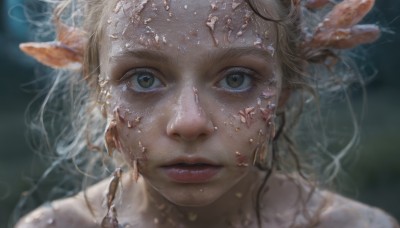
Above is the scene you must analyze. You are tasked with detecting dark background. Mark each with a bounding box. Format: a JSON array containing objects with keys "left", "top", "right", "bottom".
[{"left": 1, "top": 0, "right": 399, "bottom": 226}]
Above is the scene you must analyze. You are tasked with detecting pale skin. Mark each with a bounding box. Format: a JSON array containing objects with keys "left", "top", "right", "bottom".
[{"left": 16, "top": 0, "right": 399, "bottom": 227}]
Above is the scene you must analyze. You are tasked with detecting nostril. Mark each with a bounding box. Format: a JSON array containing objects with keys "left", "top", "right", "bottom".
[{"left": 166, "top": 116, "right": 214, "bottom": 141}]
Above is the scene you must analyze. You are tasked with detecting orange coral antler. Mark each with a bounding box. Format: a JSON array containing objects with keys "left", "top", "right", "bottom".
[{"left": 306, "top": 0, "right": 380, "bottom": 50}]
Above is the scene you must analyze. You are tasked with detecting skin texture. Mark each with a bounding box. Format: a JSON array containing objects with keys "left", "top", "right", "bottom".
[
  {"left": 101, "top": 0, "right": 279, "bottom": 215},
  {"left": 15, "top": 0, "right": 399, "bottom": 227}
]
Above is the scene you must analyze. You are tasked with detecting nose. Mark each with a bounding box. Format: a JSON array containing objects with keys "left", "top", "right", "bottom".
[{"left": 166, "top": 87, "right": 214, "bottom": 141}]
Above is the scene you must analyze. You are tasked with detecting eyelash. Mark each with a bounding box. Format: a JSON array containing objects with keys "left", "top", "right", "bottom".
[
  {"left": 120, "top": 68, "right": 164, "bottom": 93},
  {"left": 216, "top": 67, "right": 259, "bottom": 93},
  {"left": 119, "top": 67, "right": 261, "bottom": 94}
]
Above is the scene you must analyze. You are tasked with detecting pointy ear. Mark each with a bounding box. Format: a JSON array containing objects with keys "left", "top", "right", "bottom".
[
  {"left": 19, "top": 41, "right": 82, "bottom": 70},
  {"left": 56, "top": 23, "right": 86, "bottom": 53}
]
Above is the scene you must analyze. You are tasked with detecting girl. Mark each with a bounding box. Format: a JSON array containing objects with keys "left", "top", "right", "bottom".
[{"left": 15, "top": 0, "right": 399, "bottom": 227}]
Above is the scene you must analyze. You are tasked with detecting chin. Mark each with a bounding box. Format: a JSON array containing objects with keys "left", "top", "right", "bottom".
[{"left": 159, "top": 185, "right": 225, "bottom": 207}]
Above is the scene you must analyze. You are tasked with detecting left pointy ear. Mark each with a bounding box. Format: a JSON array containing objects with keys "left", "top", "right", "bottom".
[
  {"left": 19, "top": 23, "right": 86, "bottom": 70},
  {"left": 19, "top": 41, "right": 82, "bottom": 70}
]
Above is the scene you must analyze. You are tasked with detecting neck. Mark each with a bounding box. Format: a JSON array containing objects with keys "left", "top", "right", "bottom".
[{"left": 139, "top": 169, "right": 265, "bottom": 227}]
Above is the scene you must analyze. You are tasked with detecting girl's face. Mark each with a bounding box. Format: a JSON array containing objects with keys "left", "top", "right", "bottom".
[{"left": 100, "top": 0, "right": 281, "bottom": 206}]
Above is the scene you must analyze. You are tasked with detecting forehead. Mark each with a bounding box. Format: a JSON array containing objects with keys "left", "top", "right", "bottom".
[{"left": 103, "top": 0, "right": 278, "bottom": 56}]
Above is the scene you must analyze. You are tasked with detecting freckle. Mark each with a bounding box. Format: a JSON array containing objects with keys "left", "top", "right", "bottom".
[{"left": 235, "top": 192, "right": 243, "bottom": 198}]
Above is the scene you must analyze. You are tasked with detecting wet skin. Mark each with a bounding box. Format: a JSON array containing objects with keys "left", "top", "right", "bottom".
[
  {"left": 101, "top": 0, "right": 279, "bottom": 217},
  {"left": 15, "top": 0, "right": 400, "bottom": 228}
]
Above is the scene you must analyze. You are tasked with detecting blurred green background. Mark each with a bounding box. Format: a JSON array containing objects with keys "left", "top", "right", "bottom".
[{"left": 0, "top": 0, "right": 399, "bottom": 227}]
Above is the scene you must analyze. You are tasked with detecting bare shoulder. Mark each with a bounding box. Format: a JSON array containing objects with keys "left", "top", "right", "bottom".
[
  {"left": 15, "top": 179, "right": 110, "bottom": 228},
  {"left": 317, "top": 192, "right": 399, "bottom": 228},
  {"left": 15, "top": 197, "right": 97, "bottom": 228}
]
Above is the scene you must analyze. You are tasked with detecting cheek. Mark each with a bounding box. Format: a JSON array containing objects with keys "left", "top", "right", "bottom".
[
  {"left": 216, "top": 92, "right": 278, "bottom": 164},
  {"left": 104, "top": 103, "right": 148, "bottom": 166}
]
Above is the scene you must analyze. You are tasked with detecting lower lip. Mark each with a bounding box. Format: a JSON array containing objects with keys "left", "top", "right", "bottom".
[{"left": 161, "top": 165, "right": 221, "bottom": 183}]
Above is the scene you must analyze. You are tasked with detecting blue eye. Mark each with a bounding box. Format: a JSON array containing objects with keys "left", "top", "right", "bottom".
[
  {"left": 217, "top": 68, "right": 254, "bottom": 92},
  {"left": 124, "top": 68, "right": 163, "bottom": 92}
]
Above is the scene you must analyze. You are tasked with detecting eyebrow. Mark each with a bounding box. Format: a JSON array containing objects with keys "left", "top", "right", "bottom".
[
  {"left": 208, "top": 47, "right": 273, "bottom": 63},
  {"left": 110, "top": 47, "right": 273, "bottom": 63},
  {"left": 110, "top": 49, "right": 169, "bottom": 63}
]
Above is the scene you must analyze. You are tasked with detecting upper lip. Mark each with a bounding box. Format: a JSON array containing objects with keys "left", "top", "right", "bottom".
[{"left": 161, "top": 156, "right": 222, "bottom": 167}]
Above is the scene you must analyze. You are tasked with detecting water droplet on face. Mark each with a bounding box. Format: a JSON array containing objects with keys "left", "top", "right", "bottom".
[
  {"left": 125, "top": 43, "right": 132, "bottom": 48},
  {"left": 154, "top": 218, "right": 159, "bottom": 224},
  {"left": 47, "top": 218, "right": 55, "bottom": 225},
  {"left": 267, "top": 45, "right": 275, "bottom": 56},
  {"left": 253, "top": 37, "right": 263, "bottom": 47},
  {"left": 184, "top": 4, "right": 188, "bottom": 9}
]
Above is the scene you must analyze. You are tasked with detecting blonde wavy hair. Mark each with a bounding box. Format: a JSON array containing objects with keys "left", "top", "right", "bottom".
[{"left": 13, "top": 0, "right": 378, "bottom": 226}]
